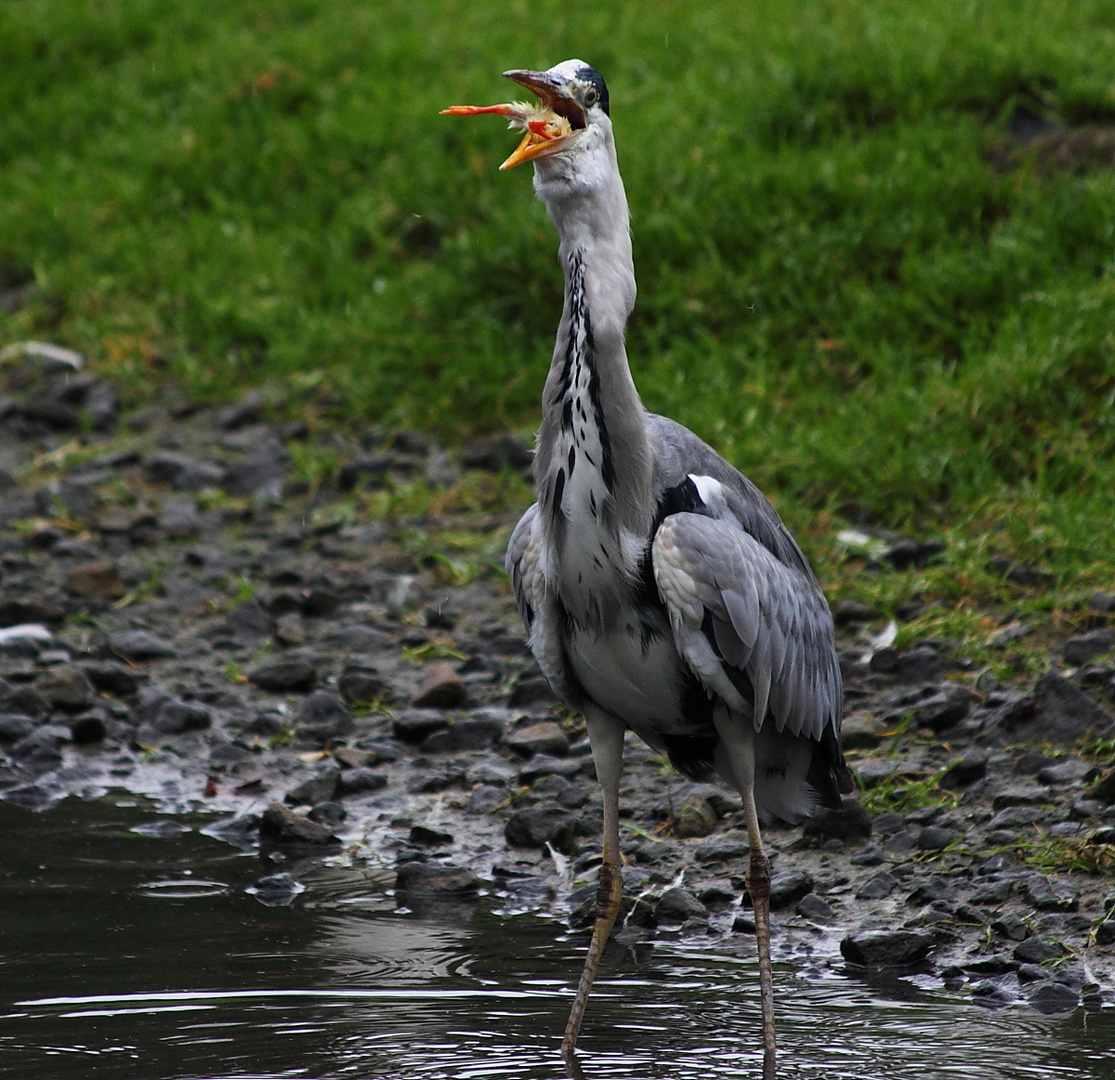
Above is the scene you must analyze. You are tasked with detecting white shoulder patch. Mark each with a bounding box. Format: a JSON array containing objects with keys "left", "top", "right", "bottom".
[{"left": 687, "top": 473, "right": 724, "bottom": 508}]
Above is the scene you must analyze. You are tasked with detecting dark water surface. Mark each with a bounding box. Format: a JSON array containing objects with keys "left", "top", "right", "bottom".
[{"left": 1, "top": 796, "right": 1112, "bottom": 1080}]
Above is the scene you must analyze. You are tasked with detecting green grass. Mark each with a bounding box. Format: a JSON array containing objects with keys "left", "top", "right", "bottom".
[{"left": 3, "top": 0, "right": 1115, "bottom": 594}]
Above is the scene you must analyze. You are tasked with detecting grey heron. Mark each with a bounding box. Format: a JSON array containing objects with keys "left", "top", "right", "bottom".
[{"left": 445, "top": 60, "right": 851, "bottom": 1073}]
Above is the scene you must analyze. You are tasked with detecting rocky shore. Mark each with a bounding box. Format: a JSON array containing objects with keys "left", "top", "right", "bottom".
[{"left": 2, "top": 341, "right": 1115, "bottom": 1017}]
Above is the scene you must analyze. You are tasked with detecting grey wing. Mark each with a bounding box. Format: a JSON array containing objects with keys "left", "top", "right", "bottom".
[
  {"left": 651, "top": 510, "right": 841, "bottom": 742},
  {"left": 505, "top": 503, "right": 585, "bottom": 709},
  {"left": 506, "top": 502, "right": 542, "bottom": 635}
]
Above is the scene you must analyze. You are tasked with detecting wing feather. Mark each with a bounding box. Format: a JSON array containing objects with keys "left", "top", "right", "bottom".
[{"left": 651, "top": 511, "right": 840, "bottom": 741}]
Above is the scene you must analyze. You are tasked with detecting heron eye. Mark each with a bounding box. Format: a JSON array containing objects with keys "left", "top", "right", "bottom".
[{"left": 584, "top": 87, "right": 598, "bottom": 105}]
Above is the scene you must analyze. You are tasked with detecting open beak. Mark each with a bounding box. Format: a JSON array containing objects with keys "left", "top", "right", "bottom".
[{"left": 441, "top": 68, "right": 584, "bottom": 170}]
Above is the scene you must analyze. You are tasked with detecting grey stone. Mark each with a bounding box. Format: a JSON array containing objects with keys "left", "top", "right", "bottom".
[
  {"left": 421, "top": 716, "right": 505, "bottom": 753},
  {"left": 985, "top": 806, "right": 1044, "bottom": 830},
  {"left": 856, "top": 872, "right": 898, "bottom": 900},
  {"left": 695, "top": 836, "right": 750, "bottom": 863},
  {"left": 850, "top": 842, "right": 884, "bottom": 866},
  {"left": 11, "top": 723, "right": 69, "bottom": 765},
  {"left": 260, "top": 802, "right": 340, "bottom": 846},
  {"left": 519, "top": 754, "right": 584, "bottom": 783},
  {"left": 249, "top": 659, "right": 318, "bottom": 693},
  {"left": 965, "top": 954, "right": 1018, "bottom": 975},
  {"left": 992, "top": 786, "right": 1047, "bottom": 810},
  {"left": 336, "top": 767, "right": 388, "bottom": 794},
  {"left": 1014, "top": 937, "right": 1065, "bottom": 965},
  {"left": 506, "top": 721, "right": 570, "bottom": 757},
  {"left": 871, "top": 812, "right": 907, "bottom": 835},
  {"left": 466, "top": 760, "right": 517, "bottom": 787},
  {"left": 907, "top": 876, "right": 955, "bottom": 906},
  {"left": 969, "top": 980, "right": 1013, "bottom": 1007},
  {"left": 881, "top": 830, "right": 917, "bottom": 854},
  {"left": 82, "top": 662, "right": 140, "bottom": 697},
  {"left": 1063, "top": 629, "right": 1115, "bottom": 665},
  {"left": 293, "top": 691, "right": 352, "bottom": 742},
  {"left": 833, "top": 598, "right": 877, "bottom": 625},
  {"left": 221, "top": 440, "right": 288, "bottom": 497},
  {"left": 991, "top": 912, "right": 1029, "bottom": 940},
  {"left": 940, "top": 751, "right": 989, "bottom": 789},
  {"left": 972, "top": 880, "right": 1014, "bottom": 905},
  {"left": 796, "top": 893, "right": 835, "bottom": 921},
  {"left": 1023, "top": 875, "right": 1079, "bottom": 912},
  {"left": 395, "top": 862, "right": 481, "bottom": 896},
  {"left": 767, "top": 869, "right": 815, "bottom": 910},
  {"left": 1029, "top": 982, "right": 1080, "bottom": 1014},
  {"left": 285, "top": 768, "right": 341, "bottom": 806},
  {"left": 34, "top": 666, "right": 94, "bottom": 711},
  {"left": 990, "top": 671, "right": 1115, "bottom": 744},
  {"left": 110, "top": 630, "right": 176, "bottom": 662},
  {"left": 338, "top": 663, "right": 390, "bottom": 703},
  {"left": 896, "top": 646, "right": 947, "bottom": 683},
  {"left": 160, "top": 496, "right": 202, "bottom": 538},
  {"left": 392, "top": 709, "right": 450, "bottom": 743},
  {"left": 918, "top": 825, "right": 960, "bottom": 851},
  {"left": 655, "top": 886, "right": 708, "bottom": 924},
  {"left": 1037, "top": 757, "right": 1095, "bottom": 785},
  {"left": 225, "top": 601, "right": 273, "bottom": 640},
  {"left": 840, "top": 929, "right": 936, "bottom": 966},
  {"left": 409, "top": 825, "right": 453, "bottom": 846},
  {"left": 914, "top": 683, "right": 976, "bottom": 732},
  {"left": 150, "top": 698, "right": 211, "bottom": 734},
  {"left": 0, "top": 713, "right": 36, "bottom": 740},
  {"left": 840, "top": 714, "right": 883, "bottom": 749},
  {"left": 505, "top": 806, "right": 575, "bottom": 853}
]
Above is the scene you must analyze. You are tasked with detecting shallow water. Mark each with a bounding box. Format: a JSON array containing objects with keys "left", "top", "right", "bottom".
[{"left": 1, "top": 796, "right": 1112, "bottom": 1080}]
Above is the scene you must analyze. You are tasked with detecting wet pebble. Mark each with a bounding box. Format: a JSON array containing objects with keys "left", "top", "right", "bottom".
[
  {"left": 506, "top": 721, "right": 570, "bottom": 757},
  {"left": 767, "top": 869, "right": 815, "bottom": 910},
  {"left": 394, "top": 861, "right": 480, "bottom": 897},
  {"left": 518, "top": 754, "right": 584, "bottom": 784},
  {"left": 110, "top": 630, "right": 176, "bottom": 662},
  {"left": 336, "top": 767, "right": 388, "bottom": 795},
  {"left": 65, "top": 560, "right": 126, "bottom": 599},
  {"left": 855, "top": 872, "right": 898, "bottom": 900},
  {"left": 1029, "top": 981, "right": 1081, "bottom": 1014},
  {"left": 249, "top": 658, "right": 318, "bottom": 693},
  {"left": 504, "top": 805, "right": 575, "bottom": 854},
  {"left": 293, "top": 691, "right": 352, "bottom": 742},
  {"left": 260, "top": 802, "right": 340, "bottom": 846},
  {"left": 338, "top": 662, "right": 390, "bottom": 703},
  {"left": 409, "top": 825, "right": 453, "bottom": 846},
  {"left": 940, "top": 751, "right": 988, "bottom": 789},
  {"left": 34, "top": 666, "right": 94, "bottom": 711},
  {"left": 1063, "top": 629, "right": 1115, "bottom": 666},
  {"left": 1022, "top": 875, "right": 1079, "bottom": 912},
  {"left": 285, "top": 768, "right": 341, "bottom": 806},
  {"left": 840, "top": 929, "right": 936, "bottom": 967},
  {"left": 421, "top": 714, "right": 505, "bottom": 753},
  {"left": 655, "top": 886, "right": 708, "bottom": 925}
]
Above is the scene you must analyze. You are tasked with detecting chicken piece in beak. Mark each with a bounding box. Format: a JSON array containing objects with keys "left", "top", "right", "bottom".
[{"left": 441, "top": 96, "right": 576, "bottom": 170}]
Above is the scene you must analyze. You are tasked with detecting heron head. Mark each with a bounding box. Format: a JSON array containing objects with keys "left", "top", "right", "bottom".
[{"left": 442, "top": 60, "right": 611, "bottom": 172}]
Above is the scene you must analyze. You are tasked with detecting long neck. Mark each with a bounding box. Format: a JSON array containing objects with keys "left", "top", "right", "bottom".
[{"left": 533, "top": 143, "right": 653, "bottom": 558}]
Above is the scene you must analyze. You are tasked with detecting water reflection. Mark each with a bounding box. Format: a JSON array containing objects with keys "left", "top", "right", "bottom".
[{"left": 0, "top": 797, "right": 1112, "bottom": 1080}]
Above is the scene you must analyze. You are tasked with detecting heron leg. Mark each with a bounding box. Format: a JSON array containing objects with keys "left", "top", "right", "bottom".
[
  {"left": 713, "top": 708, "right": 777, "bottom": 1074},
  {"left": 562, "top": 706, "right": 626, "bottom": 1058}
]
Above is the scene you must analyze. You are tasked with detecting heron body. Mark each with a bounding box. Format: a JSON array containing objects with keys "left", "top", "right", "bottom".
[{"left": 446, "top": 60, "right": 851, "bottom": 1073}]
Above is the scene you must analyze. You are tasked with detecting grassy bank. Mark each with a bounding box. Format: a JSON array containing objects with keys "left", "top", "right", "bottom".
[{"left": 2, "top": 0, "right": 1114, "bottom": 596}]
